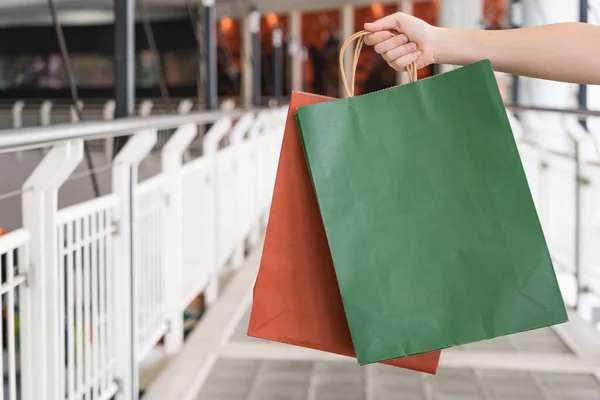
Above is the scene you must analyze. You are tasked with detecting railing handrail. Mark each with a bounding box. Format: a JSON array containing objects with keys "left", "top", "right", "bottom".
[
  {"left": 0, "top": 108, "right": 256, "bottom": 154},
  {"left": 505, "top": 103, "right": 600, "bottom": 118}
]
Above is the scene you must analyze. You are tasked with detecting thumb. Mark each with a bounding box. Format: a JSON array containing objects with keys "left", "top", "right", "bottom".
[{"left": 364, "top": 14, "right": 399, "bottom": 32}]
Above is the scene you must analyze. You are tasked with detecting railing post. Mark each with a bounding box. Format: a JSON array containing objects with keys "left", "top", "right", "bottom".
[
  {"left": 70, "top": 100, "right": 84, "bottom": 123},
  {"left": 12, "top": 101, "right": 25, "bottom": 161},
  {"left": 112, "top": 130, "right": 157, "bottom": 400},
  {"left": 12, "top": 100, "right": 24, "bottom": 129},
  {"left": 103, "top": 100, "right": 116, "bottom": 161},
  {"left": 178, "top": 99, "right": 194, "bottom": 114},
  {"left": 21, "top": 139, "right": 84, "bottom": 400},
  {"left": 249, "top": 110, "right": 271, "bottom": 227},
  {"left": 258, "top": 107, "right": 286, "bottom": 228},
  {"left": 161, "top": 122, "right": 196, "bottom": 354},
  {"left": 203, "top": 117, "right": 233, "bottom": 303},
  {"left": 138, "top": 100, "right": 154, "bottom": 117},
  {"left": 231, "top": 112, "right": 258, "bottom": 251},
  {"left": 40, "top": 100, "right": 53, "bottom": 126}
]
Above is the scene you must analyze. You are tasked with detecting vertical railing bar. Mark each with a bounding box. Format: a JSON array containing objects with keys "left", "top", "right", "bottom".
[
  {"left": 67, "top": 220, "right": 76, "bottom": 399},
  {"left": 151, "top": 194, "right": 157, "bottom": 351},
  {"left": 18, "top": 241, "right": 32, "bottom": 400},
  {"left": 153, "top": 193, "right": 158, "bottom": 345},
  {"left": 187, "top": 181, "right": 192, "bottom": 298},
  {"left": 83, "top": 214, "right": 93, "bottom": 398},
  {"left": 190, "top": 183, "right": 196, "bottom": 297},
  {"left": 100, "top": 211, "right": 112, "bottom": 391},
  {"left": 98, "top": 210, "right": 106, "bottom": 393},
  {"left": 148, "top": 200, "right": 152, "bottom": 348},
  {"left": 146, "top": 196, "right": 151, "bottom": 353},
  {"left": 198, "top": 177, "right": 206, "bottom": 291},
  {"left": 155, "top": 191, "right": 159, "bottom": 338},
  {"left": 91, "top": 211, "right": 100, "bottom": 398},
  {"left": 157, "top": 192, "right": 163, "bottom": 337},
  {"left": 0, "top": 276, "right": 4, "bottom": 400},
  {"left": 188, "top": 179, "right": 195, "bottom": 297},
  {"left": 153, "top": 197, "right": 159, "bottom": 341},
  {"left": 7, "top": 249, "right": 16, "bottom": 400},
  {"left": 138, "top": 195, "right": 144, "bottom": 355},
  {"left": 184, "top": 182, "right": 190, "bottom": 298},
  {"left": 145, "top": 197, "right": 150, "bottom": 349},
  {"left": 105, "top": 208, "right": 114, "bottom": 385},
  {"left": 146, "top": 197, "right": 152, "bottom": 348},
  {"left": 574, "top": 136, "right": 583, "bottom": 310},
  {"left": 159, "top": 189, "right": 165, "bottom": 333},
  {"left": 75, "top": 217, "right": 84, "bottom": 395},
  {"left": 181, "top": 183, "right": 186, "bottom": 300},
  {"left": 57, "top": 223, "right": 66, "bottom": 400},
  {"left": 146, "top": 195, "right": 152, "bottom": 350}
]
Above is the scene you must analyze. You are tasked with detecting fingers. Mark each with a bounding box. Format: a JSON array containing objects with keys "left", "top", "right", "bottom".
[
  {"left": 365, "top": 32, "right": 421, "bottom": 72},
  {"left": 373, "top": 34, "right": 408, "bottom": 54},
  {"left": 364, "top": 13, "right": 400, "bottom": 32},
  {"left": 382, "top": 42, "right": 418, "bottom": 64},
  {"left": 363, "top": 31, "right": 393, "bottom": 46},
  {"left": 387, "top": 51, "right": 422, "bottom": 72}
]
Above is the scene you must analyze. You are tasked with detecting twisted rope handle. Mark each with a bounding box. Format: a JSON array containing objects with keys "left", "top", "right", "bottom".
[{"left": 339, "top": 30, "right": 418, "bottom": 97}]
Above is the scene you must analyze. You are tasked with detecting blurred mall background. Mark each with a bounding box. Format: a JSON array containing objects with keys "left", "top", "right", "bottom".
[{"left": 0, "top": 0, "right": 598, "bottom": 399}]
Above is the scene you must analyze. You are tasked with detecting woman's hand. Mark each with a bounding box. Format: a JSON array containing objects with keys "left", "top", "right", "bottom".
[
  {"left": 365, "top": 13, "right": 600, "bottom": 85},
  {"left": 364, "top": 12, "right": 437, "bottom": 71}
]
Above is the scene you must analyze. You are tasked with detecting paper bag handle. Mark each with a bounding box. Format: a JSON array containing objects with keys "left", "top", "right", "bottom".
[{"left": 339, "top": 30, "right": 418, "bottom": 97}]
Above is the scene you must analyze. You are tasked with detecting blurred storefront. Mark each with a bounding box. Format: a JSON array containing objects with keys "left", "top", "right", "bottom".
[{"left": 218, "top": 1, "right": 443, "bottom": 98}]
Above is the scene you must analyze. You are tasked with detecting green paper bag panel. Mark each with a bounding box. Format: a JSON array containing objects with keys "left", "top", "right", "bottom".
[{"left": 295, "top": 59, "right": 568, "bottom": 366}]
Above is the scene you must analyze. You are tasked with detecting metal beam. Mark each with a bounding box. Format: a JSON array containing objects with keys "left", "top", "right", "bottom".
[
  {"left": 203, "top": 0, "right": 217, "bottom": 110},
  {"left": 250, "top": 4, "right": 262, "bottom": 106},
  {"left": 272, "top": 25, "right": 283, "bottom": 100},
  {"left": 289, "top": 10, "right": 302, "bottom": 92},
  {"left": 114, "top": 0, "right": 136, "bottom": 153},
  {"left": 510, "top": 0, "right": 523, "bottom": 105},
  {"left": 340, "top": 5, "right": 354, "bottom": 97},
  {"left": 579, "top": 0, "right": 588, "bottom": 128},
  {"left": 242, "top": 11, "right": 253, "bottom": 107}
]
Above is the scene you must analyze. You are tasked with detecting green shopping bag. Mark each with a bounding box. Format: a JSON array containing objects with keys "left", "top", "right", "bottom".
[{"left": 295, "top": 31, "right": 568, "bottom": 366}]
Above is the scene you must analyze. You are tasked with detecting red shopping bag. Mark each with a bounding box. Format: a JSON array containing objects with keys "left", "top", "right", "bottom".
[{"left": 247, "top": 91, "right": 441, "bottom": 374}]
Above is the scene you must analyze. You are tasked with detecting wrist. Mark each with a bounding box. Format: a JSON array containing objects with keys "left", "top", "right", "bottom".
[
  {"left": 430, "top": 26, "right": 451, "bottom": 65},
  {"left": 431, "top": 27, "right": 481, "bottom": 67}
]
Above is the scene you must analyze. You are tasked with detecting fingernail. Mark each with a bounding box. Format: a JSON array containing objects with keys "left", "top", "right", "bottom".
[
  {"left": 400, "top": 35, "right": 408, "bottom": 43},
  {"left": 414, "top": 51, "right": 422, "bottom": 58},
  {"left": 410, "top": 42, "right": 417, "bottom": 51}
]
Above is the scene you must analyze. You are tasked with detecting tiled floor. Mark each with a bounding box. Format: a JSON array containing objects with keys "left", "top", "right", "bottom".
[
  {"left": 194, "top": 308, "right": 600, "bottom": 400},
  {"left": 197, "top": 359, "right": 600, "bottom": 400}
]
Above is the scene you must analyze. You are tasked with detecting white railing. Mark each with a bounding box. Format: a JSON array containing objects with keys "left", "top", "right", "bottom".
[
  {"left": 0, "top": 99, "right": 191, "bottom": 129},
  {"left": 0, "top": 229, "right": 30, "bottom": 400},
  {"left": 0, "top": 103, "right": 286, "bottom": 400},
  {"left": 135, "top": 174, "right": 168, "bottom": 362},
  {"left": 180, "top": 157, "right": 215, "bottom": 308},
  {"left": 511, "top": 110, "right": 600, "bottom": 330},
  {"left": 56, "top": 195, "right": 119, "bottom": 400},
  {"left": 215, "top": 145, "right": 240, "bottom": 267}
]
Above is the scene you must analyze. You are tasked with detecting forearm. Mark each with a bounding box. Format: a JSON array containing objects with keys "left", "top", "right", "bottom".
[{"left": 433, "top": 22, "right": 600, "bottom": 84}]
